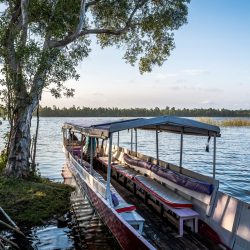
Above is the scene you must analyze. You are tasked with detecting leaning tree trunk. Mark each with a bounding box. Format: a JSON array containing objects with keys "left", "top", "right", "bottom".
[{"left": 4, "top": 100, "right": 38, "bottom": 178}]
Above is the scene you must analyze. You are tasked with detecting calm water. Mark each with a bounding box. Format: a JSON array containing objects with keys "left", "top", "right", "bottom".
[
  {"left": 1, "top": 117, "right": 250, "bottom": 249},
  {"left": 1, "top": 117, "right": 250, "bottom": 205}
]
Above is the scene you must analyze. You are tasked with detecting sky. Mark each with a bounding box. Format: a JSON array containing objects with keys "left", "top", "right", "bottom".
[{"left": 2, "top": 1, "right": 250, "bottom": 109}]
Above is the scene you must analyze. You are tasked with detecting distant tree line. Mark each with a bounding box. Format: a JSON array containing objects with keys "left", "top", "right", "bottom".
[{"left": 35, "top": 106, "right": 250, "bottom": 117}]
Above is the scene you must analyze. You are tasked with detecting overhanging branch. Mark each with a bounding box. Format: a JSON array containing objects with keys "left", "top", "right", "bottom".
[
  {"left": 20, "top": 0, "right": 29, "bottom": 45},
  {"left": 49, "top": 0, "right": 148, "bottom": 48}
]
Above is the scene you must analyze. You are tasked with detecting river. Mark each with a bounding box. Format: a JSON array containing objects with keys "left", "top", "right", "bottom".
[
  {"left": 1, "top": 117, "right": 250, "bottom": 203},
  {"left": 1, "top": 117, "right": 250, "bottom": 249}
]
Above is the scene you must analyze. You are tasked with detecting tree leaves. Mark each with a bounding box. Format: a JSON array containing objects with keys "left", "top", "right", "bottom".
[{"left": 0, "top": 0, "right": 190, "bottom": 111}]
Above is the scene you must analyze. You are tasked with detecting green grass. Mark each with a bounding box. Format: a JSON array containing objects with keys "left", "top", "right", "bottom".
[
  {"left": 198, "top": 117, "right": 250, "bottom": 127},
  {"left": 0, "top": 177, "right": 74, "bottom": 226}
]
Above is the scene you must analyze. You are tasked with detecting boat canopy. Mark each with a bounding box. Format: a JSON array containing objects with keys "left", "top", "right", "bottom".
[{"left": 63, "top": 116, "right": 221, "bottom": 139}]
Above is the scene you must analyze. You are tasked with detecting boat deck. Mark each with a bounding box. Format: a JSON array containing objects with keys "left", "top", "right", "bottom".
[{"left": 94, "top": 166, "right": 219, "bottom": 250}]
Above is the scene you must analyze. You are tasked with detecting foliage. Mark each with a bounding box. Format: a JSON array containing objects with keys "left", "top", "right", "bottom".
[
  {"left": 0, "top": 131, "right": 9, "bottom": 174},
  {"left": 38, "top": 105, "right": 250, "bottom": 118},
  {"left": 0, "top": 0, "right": 190, "bottom": 177},
  {"left": 0, "top": 151, "right": 7, "bottom": 174},
  {"left": 0, "top": 177, "right": 74, "bottom": 225},
  {"left": 0, "top": 0, "right": 190, "bottom": 101}
]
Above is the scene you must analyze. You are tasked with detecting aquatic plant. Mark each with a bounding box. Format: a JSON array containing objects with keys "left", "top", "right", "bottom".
[
  {"left": 220, "top": 119, "right": 250, "bottom": 127},
  {"left": 198, "top": 118, "right": 250, "bottom": 127}
]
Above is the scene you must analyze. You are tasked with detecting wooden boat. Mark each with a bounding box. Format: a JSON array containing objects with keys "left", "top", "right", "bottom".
[{"left": 62, "top": 116, "right": 250, "bottom": 250}]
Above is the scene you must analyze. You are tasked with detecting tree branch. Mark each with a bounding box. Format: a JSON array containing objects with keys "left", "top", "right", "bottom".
[
  {"left": 49, "top": 0, "right": 148, "bottom": 48},
  {"left": 85, "top": 0, "right": 101, "bottom": 11},
  {"left": 20, "top": 0, "right": 29, "bottom": 45},
  {"left": 76, "top": 0, "right": 86, "bottom": 35},
  {"left": 48, "top": 0, "right": 87, "bottom": 49}
]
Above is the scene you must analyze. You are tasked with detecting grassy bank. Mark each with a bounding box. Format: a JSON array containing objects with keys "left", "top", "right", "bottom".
[
  {"left": 0, "top": 176, "right": 74, "bottom": 226},
  {"left": 198, "top": 118, "right": 250, "bottom": 127}
]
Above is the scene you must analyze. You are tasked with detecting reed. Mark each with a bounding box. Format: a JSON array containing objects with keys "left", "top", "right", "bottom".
[
  {"left": 197, "top": 117, "right": 219, "bottom": 126},
  {"left": 197, "top": 118, "right": 250, "bottom": 127},
  {"left": 220, "top": 119, "right": 250, "bottom": 127}
]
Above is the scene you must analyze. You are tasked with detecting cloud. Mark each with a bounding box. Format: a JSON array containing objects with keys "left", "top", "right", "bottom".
[
  {"left": 151, "top": 72, "right": 177, "bottom": 80},
  {"left": 174, "top": 79, "right": 187, "bottom": 84},
  {"left": 201, "top": 100, "right": 216, "bottom": 105},
  {"left": 92, "top": 92, "right": 104, "bottom": 96},
  {"left": 168, "top": 85, "right": 223, "bottom": 93},
  {"left": 181, "top": 69, "right": 210, "bottom": 76}
]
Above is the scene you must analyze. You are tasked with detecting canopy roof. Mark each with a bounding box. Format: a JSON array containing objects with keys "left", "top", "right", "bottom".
[{"left": 63, "top": 116, "right": 221, "bottom": 139}]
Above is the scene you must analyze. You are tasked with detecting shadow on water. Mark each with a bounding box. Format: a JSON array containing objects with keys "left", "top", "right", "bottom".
[
  {"left": 70, "top": 190, "right": 120, "bottom": 250},
  {"left": 1, "top": 171, "right": 119, "bottom": 249}
]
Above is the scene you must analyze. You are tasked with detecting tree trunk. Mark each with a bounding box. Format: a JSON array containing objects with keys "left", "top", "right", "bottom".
[{"left": 4, "top": 101, "right": 38, "bottom": 178}]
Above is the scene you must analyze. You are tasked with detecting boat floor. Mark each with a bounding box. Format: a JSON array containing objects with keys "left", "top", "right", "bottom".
[{"left": 95, "top": 167, "right": 221, "bottom": 250}]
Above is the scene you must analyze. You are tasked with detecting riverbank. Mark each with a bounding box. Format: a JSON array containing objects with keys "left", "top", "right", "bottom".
[
  {"left": 198, "top": 117, "right": 250, "bottom": 126},
  {"left": 0, "top": 176, "right": 74, "bottom": 226}
]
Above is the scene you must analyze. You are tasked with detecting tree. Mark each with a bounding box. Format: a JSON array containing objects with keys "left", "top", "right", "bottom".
[{"left": 0, "top": 0, "right": 190, "bottom": 178}]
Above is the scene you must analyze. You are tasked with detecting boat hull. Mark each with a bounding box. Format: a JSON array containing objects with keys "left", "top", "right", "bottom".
[{"left": 65, "top": 151, "right": 154, "bottom": 250}]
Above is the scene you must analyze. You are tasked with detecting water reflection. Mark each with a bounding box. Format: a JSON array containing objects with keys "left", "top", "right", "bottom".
[{"left": 31, "top": 224, "right": 74, "bottom": 250}]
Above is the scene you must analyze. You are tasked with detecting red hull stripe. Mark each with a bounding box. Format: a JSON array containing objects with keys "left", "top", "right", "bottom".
[{"left": 116, "top": 205, "right": 136, "bottom": 213}]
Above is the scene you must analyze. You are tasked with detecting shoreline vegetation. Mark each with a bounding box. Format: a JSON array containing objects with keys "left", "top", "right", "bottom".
[
  {"left": 1, "top": 106, "right": 250, "bottom": 119},
  {"left": 198, "top": 118, "right": 250, "bottom": 127},
  {"left": 0, "top": 177, "right": 74, "bottom": 226},
  {"left": 33, "top": 106, "right": 250, "bottom": 118},
  {"left": 0, "top": 156, "right": 74, "bottom": 226}
]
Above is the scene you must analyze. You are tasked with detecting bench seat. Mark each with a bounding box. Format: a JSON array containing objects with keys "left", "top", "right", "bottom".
[
  {"left": 113, "top": 165, "right": 138, "bottom": 180},
  {"left": 97, "top": 156, "right": 119, "bottom": 166},
  {"left": 119, "top": 210, "right": 145, "bottom": 234},
  {"left": 134, "top": 175, "right": 192, "bottom": 208},
  {"left": 114, "top": 201, "right": 136, "bottom": 213},
  {"left": 98, "top": 157, "right": 138, "bottom": 180}
]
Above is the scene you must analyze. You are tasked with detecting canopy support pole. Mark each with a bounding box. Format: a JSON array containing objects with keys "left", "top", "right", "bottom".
[
  {"left": 117, "top": 131, "right": 119, "bottom": 147},
  {"left": 70, "top": 131, "right": 73, "bottom": 154},
  {"left": 131, "top": 129, "right": 133, "bottom": 152},
  {"left": 135, "top": 129, "right": 137, "bottom": 156},
  {"left": 106, "top": 134, "right": 113, "bottom": 206},
  {"left": 213, "top": 134, "right": 216, "bottom": 179},
  {"left": 180, "top": 129, "right": 183, "bottom": 171},
  {"left": 156, "top": 128, "right": 159, "bottom": 164},
  {"left": 90, "top": 137, "right": 93, "bottom": 175},
  {"left": 80, "top": 134, "right": 83, "bottom": 164}
]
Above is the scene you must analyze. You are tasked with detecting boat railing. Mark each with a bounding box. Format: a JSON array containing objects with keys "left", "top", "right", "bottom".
[
  {"left": 69, "top": 153, "right": 107, "bottom": 199},
  {"left": 100, "top": 144, "right": 219, "bottom": 216}
]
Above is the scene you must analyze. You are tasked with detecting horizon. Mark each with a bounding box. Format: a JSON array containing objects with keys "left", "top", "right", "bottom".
[{"left": 38, "top": 105, "right": 250, "bottom": 111}]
